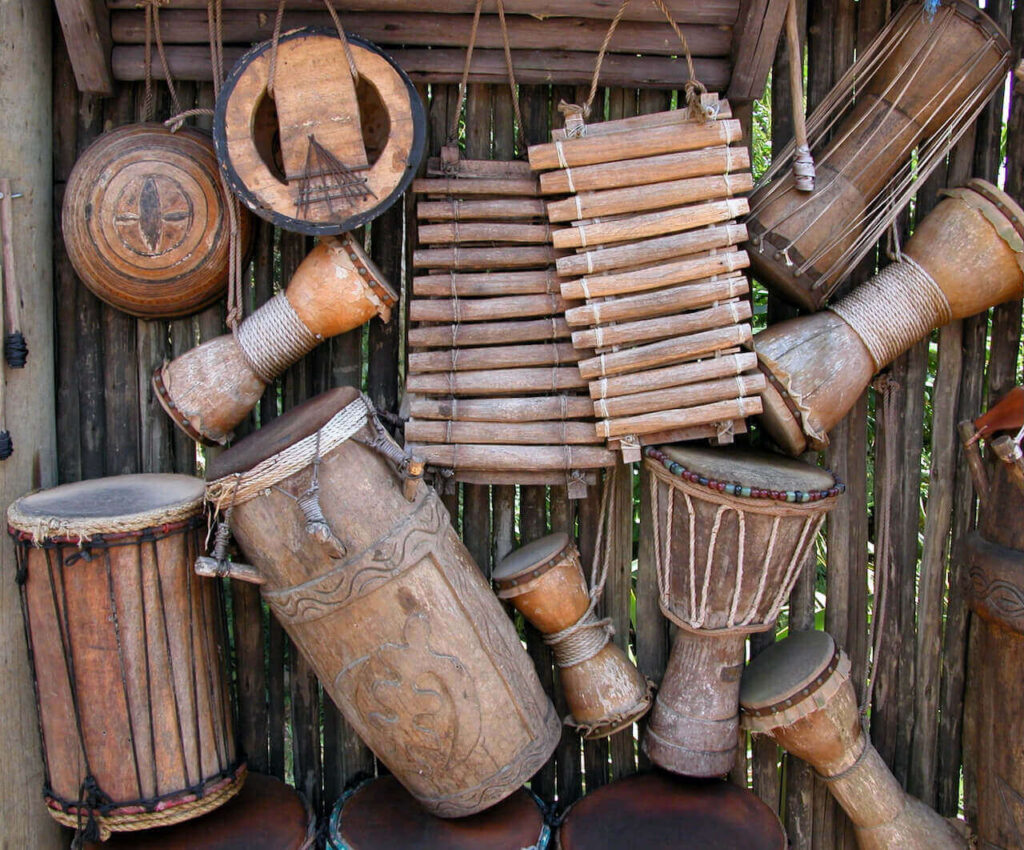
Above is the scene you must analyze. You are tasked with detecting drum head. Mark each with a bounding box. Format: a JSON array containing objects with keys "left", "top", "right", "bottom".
[
  {"left": 740, "top": 630, "right": 836, "bottom": 711},
  {"left": 658, "top": 444, "right": 836, "bottom": 493},
  {"left": 83, "top": 774, "right": 311, "bottom": 849},
  {"left": 8, "top": 474, "right": 204, "bottom": 539},
  {"left": 330, "top": 776, "right": 546, "bottom": 850},
  {"left": 558, "top": 771, "right": 785, "bottom": 850},
  {"left": 207, "top": 386, "right": 362, "bottom": 480},
  {"left": 493, "top": 532, "right": 571, "bottom": 583}
]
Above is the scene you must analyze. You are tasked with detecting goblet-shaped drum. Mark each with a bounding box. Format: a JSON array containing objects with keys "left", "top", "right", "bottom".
[
  {"left": 642, "top": 445, "right": 842, "bottom": 776},
  {"left": 756, "top": 179, "right": 1024, "bottom": 456},
  {"left": 154, "top": 232, "right": 396, "bottom": 445},
  {"left": 493, "top": 532, "right": 651, "bottom": 739},
  {"left": 740, "top": 630, "right": 966, "bottom": 850}
]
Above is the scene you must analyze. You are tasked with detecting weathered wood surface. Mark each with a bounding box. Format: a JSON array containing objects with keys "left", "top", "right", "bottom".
[{"left": 55, "top": 0, "right": 112, "bottom": 94}]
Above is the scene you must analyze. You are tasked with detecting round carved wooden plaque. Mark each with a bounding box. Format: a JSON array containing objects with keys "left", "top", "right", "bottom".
[{"left": 63, "top": 124, "right": 250, "bottom": 318}]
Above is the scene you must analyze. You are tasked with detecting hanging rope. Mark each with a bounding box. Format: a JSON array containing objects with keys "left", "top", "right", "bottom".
[
  {"left": 449, "top": 0, "right": 485, "bottom": 146},
  {"left": 140, "top": 0, "right": 183, "bottom": 121},
  {"left": 268, "top": 0, "right": 360, "bottom": 98},
  {"left": 784, "top": 0, "right": 815, "bottom": 191},
  {"left": 495, "top": 0, "right": 527, "bottom": 153}
]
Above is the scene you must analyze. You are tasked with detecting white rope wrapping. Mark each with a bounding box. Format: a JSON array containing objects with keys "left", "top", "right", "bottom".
[
  {"left": 830, "top": 256, "right": 952, "bottom": 370},
  {"left": 236, "top": 293, "right": 321, "bottom": 384},
  {"left": 206, "top": 397, "right": 370, "bottom": 508}
]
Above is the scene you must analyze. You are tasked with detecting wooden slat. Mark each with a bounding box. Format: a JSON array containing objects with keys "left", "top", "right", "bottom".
[
  {"left": 406, "top": 419, "right": 600, "bottom": 445},
  {"left": 56, "top": 0, "right": 113, "bottom": 94},
  {"left": 408, "top": 317, "right": 571, "bottom": 347},
  {"left": 727, "top": 0, "right": 787, "bottom": 102},
  {"left": 408, "top": 395, "right": 595, "bottom": 422},
  {"left": 408, "top": 342, "right": 583, "bottom": 373}
]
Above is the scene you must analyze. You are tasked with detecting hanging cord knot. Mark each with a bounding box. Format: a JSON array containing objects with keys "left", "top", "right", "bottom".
[
  {"left": 196, "top": 478, "right": 265, "bottom": 584},
  {"left": 558, "top": 100, "right": 590, "bottom": 137},
  {"left": 356, "top": 393, "right": 424, "bottom": 500},
  {"left": 71, "top": 775, "right": 112, "bottom": 847},
  {"left": 684, "top": 79, "right": 712, "bottom": 123},
  {"left": 295, "top": 437, "right": 346, "bottom": 557}
]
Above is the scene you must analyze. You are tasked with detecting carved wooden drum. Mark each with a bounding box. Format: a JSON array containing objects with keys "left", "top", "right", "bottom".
[
  {"left": 556, "top": 771, "right": 786, "bottom": 849},
  {"left": 154, "top": 232, "right": 396, "bottom": 446},
  {"left": 493, "top": 532, "right": 651, "bottom": 739},
  {"left": 7, "top": 474, "right": 243, "bottom": 841},
  {"left": 83, "top": 774, "right": 315, "bottom": 849},
  {"left": 62, "top": 124, "right": 252, "bottom": 318},
  {"left": 328, "top": 776, "right": 549, "bottom": 849},
  {"left": 740, "top": 630, "right": 966, "bottom": 850},
  {"left": 642, "top": 445, "right": 842, "bottom": 777},
  {"left": 215, "top": 28, "right": 426, "bottom": 235},
  {"left": 205, "top": 387, "right": 561, "bottom": 817}
]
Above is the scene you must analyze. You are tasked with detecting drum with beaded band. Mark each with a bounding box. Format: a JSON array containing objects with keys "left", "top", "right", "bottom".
[
  {"left": 7, "top": 475, "right": 243, "bottom": 842},
  {"left": 642, "top": 445, "right": 843, "bottom": 777},
  {"left": 493, "top": 533, "right": 652, "bottom": 739},
  {"left": 205, "top": 387, "right": 561, "bottom": 817},
  {"left": 328, "top": 776, "right": 550, "bottom": 850},
  {"left": 740, "top": 630, "right": 966, "bottom": 850},
  {"left": 154, "top": 232, "right": 396, "bottom": 446}
]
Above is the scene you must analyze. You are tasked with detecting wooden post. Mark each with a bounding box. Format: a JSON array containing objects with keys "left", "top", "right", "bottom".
[{"left": 0, "top": 2, "right": 62, "bottom": 847}]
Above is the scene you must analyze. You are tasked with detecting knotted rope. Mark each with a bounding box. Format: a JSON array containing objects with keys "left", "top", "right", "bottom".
[
  {"left": 267, "top": 0, "right": 360, "bottom": 99},
  {"left": 139, "top": 0, "right": 182, "bottom": 122},
  {"left": 235, "top": 293, "right": 321, "bottom": 385}
]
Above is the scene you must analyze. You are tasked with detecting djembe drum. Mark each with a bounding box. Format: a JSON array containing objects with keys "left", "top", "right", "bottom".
[
  {"left": 746, "top": 0, "right": 1010, "bottom": 310},
  {"left": 756, "top": 178, "right": 1024, "bottom": 456},
  {"left": 327, "top": 776, "right": 549, "bottom": 850},
  {"left": 205, "top": 387, "right": 561, "bottom": 817},
  {"left": 7, "top": 475, "right": 243, "bottom": 841},
  {"left": 740, "top": 630, "right": 966, "bottom": 850},
  {"left": 556, "top": 771, "right": 786, "bottom": 850},
  {"left": 642, "top": 445, "right": 842, "bottom": 777},
  {"left": 493, "top": 532, "right": 651, "bottom": 738},
  {"left": 154, "top": 232, "right": 396, "bottom": 446},
  {"left": 83, "top": 774, "right": 315, "bottom": 849}
]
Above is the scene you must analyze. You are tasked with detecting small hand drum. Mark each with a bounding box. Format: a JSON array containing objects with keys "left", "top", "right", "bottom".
[
  {"left": 556, "top": 771, "right": 786, "bottom": 849},
  {"left": 328, "top": 776, "right": 549, "bottom": 850}
]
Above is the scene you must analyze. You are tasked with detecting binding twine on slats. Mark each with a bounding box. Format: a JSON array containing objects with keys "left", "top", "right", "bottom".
[
  {"left": 830, "top": 256, "right": 952, "bottom": 370},
  {"left": 235, "top": 293, "right": 321, "bottom": 384}
]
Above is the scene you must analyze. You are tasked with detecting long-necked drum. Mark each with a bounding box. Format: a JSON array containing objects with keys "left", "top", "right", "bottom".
[
  {"left": 756, "top": 178, "right": 1024, "bottom": 456},
  {"left": 7, "top": 475, "right": 243, "bottom": 841},
  {"left": 556, "top": 771, "right": 786, "bottom": 849},
  {"left": 746, "top": 0, "right": 1011, "bottom": 310},
  {"left": 328, "top": 776, "right": 549, "bottom": 850},
  {"left": 642, "top": 445, "right": 842, "bottom": 776},
  {"left": 83, "top": 774, "right": 315, "bottom": 849},
  {"left": 155, "top": 232, "right": 396, "bottom": 446},
  {"left": 493, "top": 533, "right": 651, "bottom": 738},
  {"left": 740, "top": 631, "right": 966, "bottom": 850},
  {"left": 205, "top": 387, "right": 561, "bottom": 817}
]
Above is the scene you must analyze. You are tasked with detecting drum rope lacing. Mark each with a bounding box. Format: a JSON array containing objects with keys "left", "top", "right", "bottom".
[{"left": 235, "top": 292, "right": 322, "bottom": 385}]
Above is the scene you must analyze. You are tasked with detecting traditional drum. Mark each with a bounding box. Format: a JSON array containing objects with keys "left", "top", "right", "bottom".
[
  {"left": 62, "top": 124, "right": 252, "bottom": 318},
  {"left": 327, "top": 776, "right": 549, "bottom": 850},
  {"left": 756, "top": 178, "right": 1024, "bottom": 456},
  {"left": 205, "top": 387, "right": 561, "bottom": 817},
  {"left": 740, "top": 630, "right": 966, "bottom": 850},
  {"left": 7, "top": 474, "right": 243, "bottom": 842},
  {"left": 556, "top": 771, "right": 787, "bottom": 850},
  {"left": 745, "top": 0, "right": 1011, "bottom": 311},
  {"left": 83, "top": 774, "right": 315, "bottom": 849},
  {"left": 493, "top": 532, "right": 651, "bottom": 738},
  {"left": 154, "top": 232, "right": 396, "bottom": 446},
  {"left": 642, "top": 444, "right": 842, "bottom": 777},
  {"left": 215, "top": 27, "right": 426, "bottom": 235}
]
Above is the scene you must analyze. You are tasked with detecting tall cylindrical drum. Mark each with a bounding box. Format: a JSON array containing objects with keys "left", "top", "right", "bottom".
[
  {"left": 7, "top": 475, "right": 243, "bottom": 842},
  {"left": 205, "top": 387, "right": 561, "bottom": 817}
]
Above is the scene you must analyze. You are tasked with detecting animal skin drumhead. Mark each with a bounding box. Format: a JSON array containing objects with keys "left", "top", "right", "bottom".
[{"left": 62, "top": 124, "right": 250, "bottom": 319}]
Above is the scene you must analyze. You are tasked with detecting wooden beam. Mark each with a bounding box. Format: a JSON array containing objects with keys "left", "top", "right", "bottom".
[
  {"left": 727, "top": 0, "right": 787, "bottom": 102},
  {"left": 55, "top": 0, "right": 113, "bottom": 95}
]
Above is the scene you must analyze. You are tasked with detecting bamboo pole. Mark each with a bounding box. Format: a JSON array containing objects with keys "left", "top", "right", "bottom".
[
  {"left": 593, "top": 372, "right": 765, "bottom": 419},
  {"left": 597, "top": 395, "right": 762, "bottom": 438},
  {"left": 589, "top": 351, "right": 757, "bottom": 399},
  {"left": 407, "top": 316, "right": 571, "bottom": 347},
  {"left": 413, "top": 176, "right": 540, "bottom": 196},
  {"left": 405, "top": 419, "right": 601, "bottom": 444},
  {"left": 408, "top": 443, "right": 617, "bottom": 470},
  {"left": 550, "top": 101, "right": 733, "bottom": 139},
  {"left": 418, "top": 221, "right": 554, "bottom": 244},
  {"left": 564, "top": 271, "right": 747, "bottom": 320},
  {"left": 410, "top": 292, "right": 566, "bottom": 322},
  {"left": 408, "top": 394, "right": 596, "bottom": 422},
  {"left": 408, "top": 342, "right": 583, "bottom": 372},
  {"left": 406, "top": 366, "right": 588, "bottom": 395},
  {"left": 417, "top": 198, "right": 547, "bottom": 220},
  {"left": 570, "top": 300, "right": 751, "bottom": 350},
  {"left": 577, "top": 324, "right": 751, "bottom": 379},
  {"left": 413, "top": 269, "right": 559, "bottom": 296},
  {"left": 426, "top": 158, "right": 533, "bottom": 178},
  {"left": 413, "top": 244, "right": 556, "bottom": 270}
]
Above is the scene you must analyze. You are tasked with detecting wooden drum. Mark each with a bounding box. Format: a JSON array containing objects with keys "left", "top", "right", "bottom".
[
  {"left": 556, "top": 771, "right": 786, "bottom": 850},
  {"left": 740, "top": 630, "right": 966, "bottom": 850},
  {"left": 328, "top": 776, "right": 549, "bottom": 850},
  {"left": 154, "top": 232, "right": 396, "bottom": 446},
  {"left": 756, "top": 178, "right": 1024, "bottom": 456},
  {"left": 7, "top": 475, "right": 243, "bottom": 841},
  {"left": 493, "top": 533, "right": 651, "bottom": 739},
  {"left": 205, "top": 387, "right": 561, "bottom": 817},
  {"left": 83, "top": 774, "right": 315, "bottom": 849},
  {"left": 642, "top": 445, "right": 842, "bottom": 777},
  {"left": 746, "top": 0, "right": 1010, "bottom": 310}
]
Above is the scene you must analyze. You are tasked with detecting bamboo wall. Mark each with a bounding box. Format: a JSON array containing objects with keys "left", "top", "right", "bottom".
[{"left": 49, "top": 0, "right": 1024, "bottom": 847}]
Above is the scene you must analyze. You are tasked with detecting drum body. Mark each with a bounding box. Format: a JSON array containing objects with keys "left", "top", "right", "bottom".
[
  {"left": 756, "top": 179, "right": 1024, "bottom": 455},
  {"left": 746, "top": 0, "right": 1010, "bottom": 310},
  {"left": 493, "top": 533, "right": 651, "bottom": 739},
  {"left": 206, "top": 387, "right": 561, "bottom": 817},
  {"left": 642, "top": 445, "right": 841, "bottom": 776},
  {"left": 7, "top": 474, "right": 243, "bottom": 839},
  {"left": 556, "top": 771, "right": 786, "bottom": 850},
  {"left": 740, "top": 630, "right": 966, "bottom": 850},
  {"left": 83, "top": 774, "right": 313, "bottom": 849},
  {"left": 328, "top": 776, "right": 549, "bottom": 850}
]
